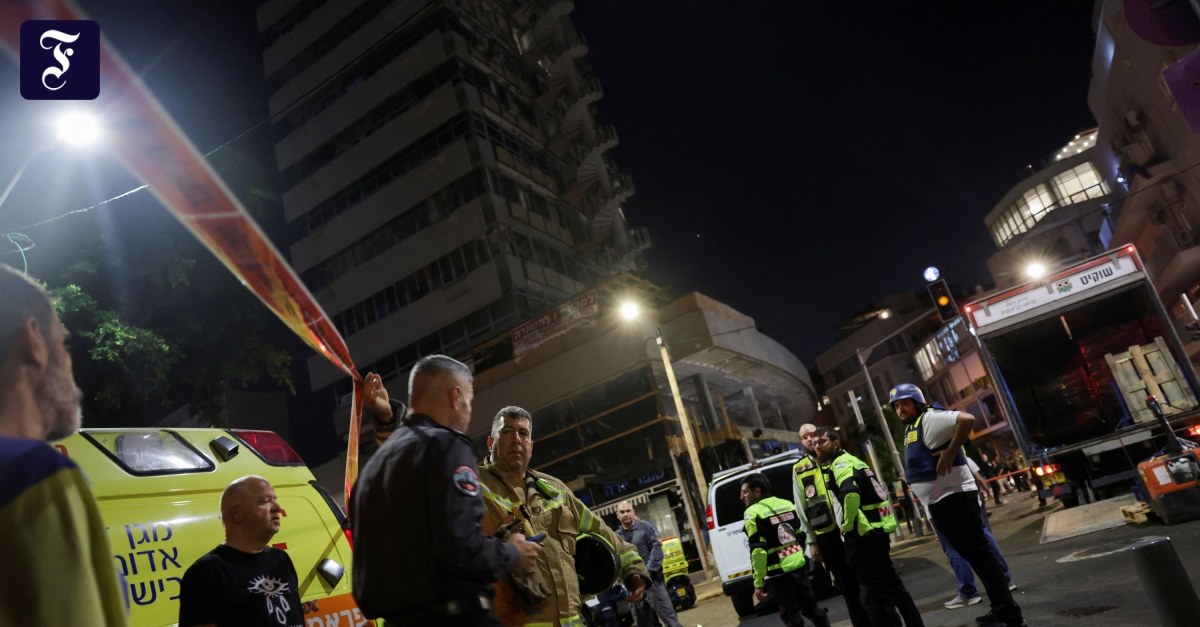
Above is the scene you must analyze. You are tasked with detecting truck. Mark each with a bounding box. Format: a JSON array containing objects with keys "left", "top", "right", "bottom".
[{"left": 964, "top": 245, "right": 1200, "bottom": 507}]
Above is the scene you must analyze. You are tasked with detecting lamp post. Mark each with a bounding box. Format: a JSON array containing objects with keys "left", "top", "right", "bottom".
[
  {"left": 622, "top": 302, "right": 711, "bottom": 573},
  {"left": 854, "top": 309, "right": 937, "bottom": 540},
  {"left": 0, "top": 113, "right": 102, "bottom": 214}
]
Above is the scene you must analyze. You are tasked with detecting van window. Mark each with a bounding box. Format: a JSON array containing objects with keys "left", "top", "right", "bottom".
[
  {"left": 83, "top": 430, "right": 214, "bottom": 476},
  {"left": 712, "top": 463, "right": 799, "bottom": 527}
]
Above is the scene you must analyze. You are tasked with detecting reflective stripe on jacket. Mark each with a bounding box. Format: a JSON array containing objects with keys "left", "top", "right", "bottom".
[
  {"left": 743, "top": 496, "right": 807, "bottom": 588},
  {"left": 829, "top": 452, "right": 897, "bottom": 536},
  {"left": 479, "top": 461, "right": 648, "bottom": 627}
]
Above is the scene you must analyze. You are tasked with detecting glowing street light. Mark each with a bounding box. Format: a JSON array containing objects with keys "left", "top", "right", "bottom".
[
  {"left": 1, "top": 113, "right": 104, "bottom": 214},
  {"left": 54, "top": 112, "right": 103, "bottom": 147},
  {"left": 1026, "top": 262, "right": 1048, "bottom": 280},
  {"left": 619, "top": 302, "right": 711, "bottom": 573}
]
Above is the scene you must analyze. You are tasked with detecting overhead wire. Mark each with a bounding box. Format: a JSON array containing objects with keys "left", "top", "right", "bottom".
[{"left": 0, "top": 2, "right": 440, "bottom": 239}]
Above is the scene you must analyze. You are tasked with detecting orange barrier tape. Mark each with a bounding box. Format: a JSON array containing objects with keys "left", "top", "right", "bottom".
[
  {"left": 0, "top": 0, "right": 364, "bottom": 509},
  {"left": 979, "top": 468, "right": 1033, "bottom": 483}
]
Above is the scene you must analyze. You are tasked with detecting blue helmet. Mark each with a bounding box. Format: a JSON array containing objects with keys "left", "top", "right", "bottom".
[{"left": 889, "top": 383, "right": 926, "bottom": 406}]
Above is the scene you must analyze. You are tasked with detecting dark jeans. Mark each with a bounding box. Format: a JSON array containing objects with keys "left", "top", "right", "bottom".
[
  {"left": 765, "top": 570, "right": 830, "bottom": 627},
  {"left": 929, "top": 491, "right": 1022, "bottom": 621},
  {"left": 845, "top": 531, "right": 923, "bottom": 627},
  {"left": 815, "top": 532, "right": 871, "bottom": 627}
]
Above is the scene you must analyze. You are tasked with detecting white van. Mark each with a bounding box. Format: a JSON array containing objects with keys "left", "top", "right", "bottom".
[{"left": 705, "top": 449, "right": 835, "bottom": 617}]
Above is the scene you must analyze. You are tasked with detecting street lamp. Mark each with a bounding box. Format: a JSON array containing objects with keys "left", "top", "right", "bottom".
[
  {"left": 0, "top": 112, "right": 103, "bottom": 213},
  {"left": 620, "top": 301, "right": 712, "bottom": 573},
  {"left": 1026, "top": 262, "right": 1047, "bottom": 280},
  {"left": 55, "top": 112, "right": 103, "bottom": 147}
]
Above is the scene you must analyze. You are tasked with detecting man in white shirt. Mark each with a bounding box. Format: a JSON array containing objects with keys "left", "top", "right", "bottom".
[{"left": 890, "top": 383, "right": 1025, "bottom": 627}]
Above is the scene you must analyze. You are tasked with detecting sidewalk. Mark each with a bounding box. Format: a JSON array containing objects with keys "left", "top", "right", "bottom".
[{"left": 693, "top": 576, "right": 724, "bottom": 603}]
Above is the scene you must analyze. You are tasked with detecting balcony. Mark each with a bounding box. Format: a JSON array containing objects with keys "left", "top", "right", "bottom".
[
  {"left": 594, "top": 226, "right": 651, "bottom": 274},
  {"left": 558, "top": 123, "right": 618, "bottom": 179}
]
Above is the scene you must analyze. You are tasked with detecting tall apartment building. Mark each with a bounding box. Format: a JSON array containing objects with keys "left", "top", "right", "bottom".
[{"left": 254, "top": 0, "right": 650, "bottom": 405}]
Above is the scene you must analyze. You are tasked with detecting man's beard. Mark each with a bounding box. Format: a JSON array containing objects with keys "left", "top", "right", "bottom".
[
  {"left": 38, "top": 352, "right": 82, "bottom": 441},
  {"left": 817, "top": 448, "right": 837, "bottom": 464}
]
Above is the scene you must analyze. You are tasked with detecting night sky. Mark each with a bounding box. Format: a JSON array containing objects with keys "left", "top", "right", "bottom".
[{"left": 0, "top": 2, "right": 1098, "bottom": 377}]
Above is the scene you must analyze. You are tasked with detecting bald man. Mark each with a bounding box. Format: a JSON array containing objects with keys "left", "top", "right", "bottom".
[
  {"left": 615, "top": 502, "right": 682, "bottom": 627},
  {"left": 178, "top": 475, "right": 309, "bottom": 627}
]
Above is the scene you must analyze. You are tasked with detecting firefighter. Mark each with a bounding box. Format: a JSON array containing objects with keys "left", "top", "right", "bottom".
[
  {"left": 794, "top": 426, "right": 872, "bottom": 627},
  {"left": 478, "top": 406, "right": 650, "bottom": 627},
  {"left": 740, "top": 473, "right": 831, "bottom": 627},
  {"left": 811, "top": 428, "right": 923, "bottom": 627},
  {"left": 890, "top": 383, "right": 1027, "bottom": 627}
]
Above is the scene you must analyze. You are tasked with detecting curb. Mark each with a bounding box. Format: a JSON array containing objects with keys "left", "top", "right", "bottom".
[{"left": 695, "top": 588, "right": 724, "bottom": 603}]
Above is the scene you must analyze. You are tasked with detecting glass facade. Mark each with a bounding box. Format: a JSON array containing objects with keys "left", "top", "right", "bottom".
[{"left": 989, "top": 161, "right": 1110, "bottom": 247}]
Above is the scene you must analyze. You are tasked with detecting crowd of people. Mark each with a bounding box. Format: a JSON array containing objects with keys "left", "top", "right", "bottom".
[{"left": 1, "top": 259, "right": 1027, "bottom": 627}]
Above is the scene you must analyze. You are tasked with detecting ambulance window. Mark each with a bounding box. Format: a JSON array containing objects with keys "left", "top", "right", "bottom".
[{"left": 83, "top": 430, "right": 214, "bottom": 476}]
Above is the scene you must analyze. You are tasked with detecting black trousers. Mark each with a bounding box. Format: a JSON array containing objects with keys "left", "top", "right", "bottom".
[
  {"left": 845, "top": 531, "right": 923, "bottom": 627},
  {"left": 929, "top": 491, "right": 1022, "bottom": 622},
  {"left": 815, "top": 532, "right": 872, "bottom": 627},
  {"left": 765, "top": 570, "right": 830, "bottom": 627}
]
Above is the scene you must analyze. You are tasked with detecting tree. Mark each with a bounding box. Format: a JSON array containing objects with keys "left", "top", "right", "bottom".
[{"left": 30, "top": 144, "right": 297, "bottom": 428}]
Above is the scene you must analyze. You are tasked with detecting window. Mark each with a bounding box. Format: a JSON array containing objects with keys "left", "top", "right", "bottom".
[
  {"left": 82, "top": 431, "right": 214, "bottom": 476},
  {"left": 332, "top": 238, "right": 493, "bottom": 338},
  {"left": 991, "top": 161, "right": 1111, "bottom": 247},
  {"left": 711, "top": 462, "right": 797, "bottom": 528}
]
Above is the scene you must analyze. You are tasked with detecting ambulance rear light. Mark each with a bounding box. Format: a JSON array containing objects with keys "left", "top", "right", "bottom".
[
  {"left": 706, "top": 505, "right": 715, "bottom": 530},
  {"left": 344, "top": 529, "right": 353, "bottom": 549},
  {"left": 1186, "top": 425, "right": 1200, "bottom": 438},
  {"left": 231, "top": 430, "right": 304, "bottom": 465}
]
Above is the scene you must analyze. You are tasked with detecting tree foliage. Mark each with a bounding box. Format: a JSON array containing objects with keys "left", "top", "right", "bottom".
[{"left": 34, "top": 144, "right": 296, "bottom": 429}]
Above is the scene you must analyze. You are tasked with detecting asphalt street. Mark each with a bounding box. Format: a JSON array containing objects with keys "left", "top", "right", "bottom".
[{"left": 674, "top": 490, "right": 1200, "bottom": 627}]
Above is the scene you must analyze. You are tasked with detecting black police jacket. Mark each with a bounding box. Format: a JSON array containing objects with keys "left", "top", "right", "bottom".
[{"left": 350, "top": 413, "right": 519, "bottom": 618}]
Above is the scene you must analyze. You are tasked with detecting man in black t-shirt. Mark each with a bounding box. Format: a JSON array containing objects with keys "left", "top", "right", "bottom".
[{"left": 179, "top": 476, "right": 311, "bottom": 627}]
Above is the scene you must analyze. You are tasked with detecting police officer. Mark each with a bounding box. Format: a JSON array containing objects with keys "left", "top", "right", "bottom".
[
  {"left": 811, "top": 428, "right": 923, "bottom": 627},
  {"left": 890, "top": 384, "right": 1026, "bottom": 627},
  {"left": 794, "top": 426, "right": 872, "bottom": 627},
  {"left": 351, "top": 358, "right": 542, "bottom": 627},
  {"left": 740, "top": 472, "right": 831, "bottom": 627}
]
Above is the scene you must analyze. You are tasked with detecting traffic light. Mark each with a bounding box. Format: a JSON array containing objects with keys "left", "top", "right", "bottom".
[{"left": 927, "top": 279, "right": 959, "bottom": 323}]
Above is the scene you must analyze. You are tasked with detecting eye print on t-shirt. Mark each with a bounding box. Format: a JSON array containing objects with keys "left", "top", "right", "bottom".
[{"left": 248, "top": 575, "right": 293, "bottom": 624}]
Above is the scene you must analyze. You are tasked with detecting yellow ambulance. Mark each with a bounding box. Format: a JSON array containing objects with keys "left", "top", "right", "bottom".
[{"left": 58, "top": 428, "right": 368, "bottom": 627}]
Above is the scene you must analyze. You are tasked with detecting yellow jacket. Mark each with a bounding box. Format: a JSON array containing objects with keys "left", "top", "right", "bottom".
[{"left": 478, "top": 461, "right": 649, "bottom": 627}]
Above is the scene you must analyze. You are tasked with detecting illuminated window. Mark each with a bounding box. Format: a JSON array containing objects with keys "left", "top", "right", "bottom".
[
  {"left": 1051, "top": 162, "right": 1109, "bottom": 205},
  {"left": 989, "top": 162, "right": 1111, "bottom": 247}
]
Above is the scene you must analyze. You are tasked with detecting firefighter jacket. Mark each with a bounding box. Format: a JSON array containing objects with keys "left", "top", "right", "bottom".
[
  {"left": 479, "top": 460, "right": 649, "bottom": 627},
  {"left": 743, "top": 496, "right": 807, "bottom": 589},
  {"left": 792, "top": 455, "right": 839, "bottom": 539},
  {"left": 828, "top": 452, "right": 898, "bottom": 537}
]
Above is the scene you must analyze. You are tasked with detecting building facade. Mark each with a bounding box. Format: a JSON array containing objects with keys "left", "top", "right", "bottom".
[
  {"left": 817, "top": 292, "right": 1022, "bottom": 468},
  {"left": 983, "top": 129, "right": 1116, "bottom": 290},
  {"left": 461, "top": 282, "right": 817, "bottom": 570},
  {"left": 255, "top": 0, "right": 650, "bottom": 409},
  {"left": 1088, "top": 0, "right": 1200, "bottom": 361}
]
